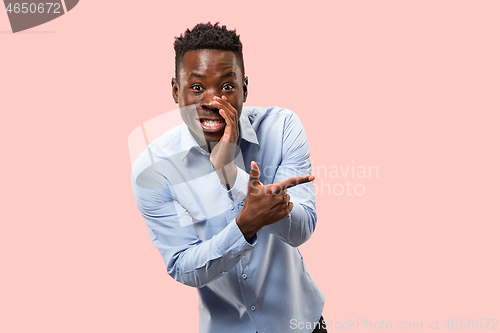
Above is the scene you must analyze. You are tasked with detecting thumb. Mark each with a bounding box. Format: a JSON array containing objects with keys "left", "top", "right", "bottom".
[{"left": 248, "top": 161, "right": 261, "bottom": 190}]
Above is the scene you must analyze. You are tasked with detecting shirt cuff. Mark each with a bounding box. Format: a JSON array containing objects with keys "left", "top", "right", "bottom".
[{"left": 214, "top": 219, "right": 257, "bottom": 259}]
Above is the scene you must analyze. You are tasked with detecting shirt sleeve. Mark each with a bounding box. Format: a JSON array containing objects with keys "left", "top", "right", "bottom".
[
  {"left": 263, "top": 112, "right": 317, "bottom": 247},
  {"left": 131, "top": 156, "right": 256, "bottom": 288}
]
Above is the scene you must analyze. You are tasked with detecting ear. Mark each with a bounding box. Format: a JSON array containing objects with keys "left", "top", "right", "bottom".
[
  {"left": 171, "top": 78, "right": 179, "bottom": 104},
  {"left": 243, "top": 76, "right": 249, "bottom": 103}
]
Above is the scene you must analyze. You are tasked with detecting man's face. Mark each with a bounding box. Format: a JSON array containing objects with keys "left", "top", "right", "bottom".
[{"left": 172, "top": 49, "right": 248, "bottom": 144}]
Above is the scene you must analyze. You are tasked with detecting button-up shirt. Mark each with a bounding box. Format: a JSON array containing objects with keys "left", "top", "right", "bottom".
[{"left": 131, "top": 106, "right": 324, "bottom": 333}]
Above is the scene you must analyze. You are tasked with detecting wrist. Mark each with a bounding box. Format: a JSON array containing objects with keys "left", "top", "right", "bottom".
[
  {"left": 236, "top": 214, "right": 259, "bottom": 241},
  {"left": 215, "top": 163, "right": 237, "bottom": 189}
]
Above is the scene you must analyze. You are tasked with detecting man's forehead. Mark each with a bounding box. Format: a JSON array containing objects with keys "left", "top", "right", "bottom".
[{"left": 179, "top": 49, "right": 242, "bottom": 77}]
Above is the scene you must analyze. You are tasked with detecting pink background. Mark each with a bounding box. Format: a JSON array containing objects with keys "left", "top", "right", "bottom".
[{"left": 1, "top": 1, "right": 499, "bottom": 332}]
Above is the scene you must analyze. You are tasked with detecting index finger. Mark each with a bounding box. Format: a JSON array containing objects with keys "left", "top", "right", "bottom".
[
  {"left": 213, "top": 96, "right": 237, "bottom": 118},
  {"left": 273, "top": 175, "right": 315, "bottom": 192}
]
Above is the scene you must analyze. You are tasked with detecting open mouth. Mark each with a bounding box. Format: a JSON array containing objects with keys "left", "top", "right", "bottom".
[{"left": 198, "top": 118, "right": 225, "bottom": 132}]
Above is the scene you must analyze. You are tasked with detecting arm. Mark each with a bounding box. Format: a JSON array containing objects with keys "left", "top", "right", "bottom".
[
  {"left": 264, "top": 112, "right": 317, "bottom": 247},
  {"left": 131, "top": 159, "right": 256, "bottom": 288},
  {"left": 235, "top": 112, "right": 317, "bottom": 247}
]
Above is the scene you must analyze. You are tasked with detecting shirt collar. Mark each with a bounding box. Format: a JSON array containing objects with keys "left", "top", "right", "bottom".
[
  {"left": 180, "top": 107, "right": 259, "bottom": 161},
  {"left": 238, "top": 107, "right": 259, "bottom": 146}
]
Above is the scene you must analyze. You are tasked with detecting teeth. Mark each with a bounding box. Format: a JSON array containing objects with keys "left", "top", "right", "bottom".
[{"left": 202, "top": 120, "right": 224, "bottom": 127}]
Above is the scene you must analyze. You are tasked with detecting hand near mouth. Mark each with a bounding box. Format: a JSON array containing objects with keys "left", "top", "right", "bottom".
[{"left": 209, "top": 95, "right": 240, "bottom": 188}]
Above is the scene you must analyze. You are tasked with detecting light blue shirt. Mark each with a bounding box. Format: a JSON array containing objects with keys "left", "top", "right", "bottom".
[{"left": 131, "top": 106, "right": 324, "bottom": 333}]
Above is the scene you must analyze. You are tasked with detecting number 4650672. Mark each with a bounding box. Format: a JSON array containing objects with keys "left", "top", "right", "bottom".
[{"left": 6, "top": 3, "right": 61, "bottom": 14}]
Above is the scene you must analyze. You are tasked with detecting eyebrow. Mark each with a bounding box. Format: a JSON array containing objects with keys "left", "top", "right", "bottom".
[
  {"left": 188, "top": 71, "right": 237, "bottom": 79},
  {"left": 189, "top": 73, "right": 205, "bottom": 78},
  {"left": 221, "top": 71, "right": 237, "bottom": 78}
]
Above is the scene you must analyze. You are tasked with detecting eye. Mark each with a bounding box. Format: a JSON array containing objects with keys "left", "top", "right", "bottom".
[
  {"left": 191, "top": 84, "right": 203, "bottom": 91},
  {"left": 222, "top": 83, "right": 234, "bottom": 91}
]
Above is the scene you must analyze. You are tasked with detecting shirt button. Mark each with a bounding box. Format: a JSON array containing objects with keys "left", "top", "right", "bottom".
[
  {"left": 242, "top": 274, "right": 247, "bottom": 279},
  {"left": 250, "top": 306, "right": 256, "bottom": 311}
]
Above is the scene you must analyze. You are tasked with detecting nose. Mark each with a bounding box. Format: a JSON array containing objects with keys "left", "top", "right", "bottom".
[{"left": 200, "top": 88, "right": 221, "bottom": 110}]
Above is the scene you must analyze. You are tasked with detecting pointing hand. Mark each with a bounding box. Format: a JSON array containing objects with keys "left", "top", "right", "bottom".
[{"left": 236, "top": 161, "right": 315, "bottom": 240}]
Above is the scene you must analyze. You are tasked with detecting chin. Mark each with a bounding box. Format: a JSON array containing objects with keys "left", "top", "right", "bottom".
[{"left": 203, "top": 133, "right": 223, "bottom": 144}]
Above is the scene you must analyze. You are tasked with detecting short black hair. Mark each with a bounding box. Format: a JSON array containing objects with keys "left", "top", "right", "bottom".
[{"left": 174, "top": 22, "right": 245, "bottom": 78}]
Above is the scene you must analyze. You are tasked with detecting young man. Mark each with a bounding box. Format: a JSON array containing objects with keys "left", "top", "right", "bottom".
[{"left": 131, "top": 23, "right": 326, "bottom": 333}]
